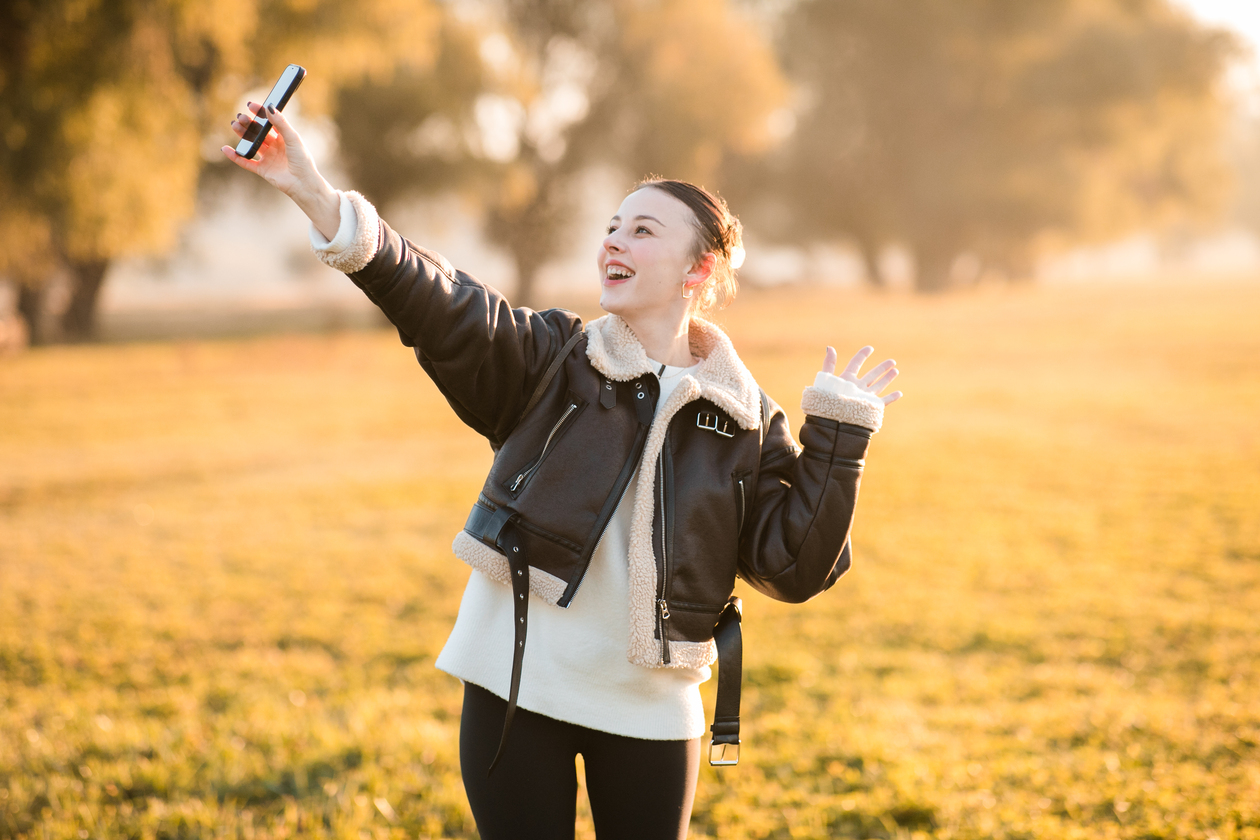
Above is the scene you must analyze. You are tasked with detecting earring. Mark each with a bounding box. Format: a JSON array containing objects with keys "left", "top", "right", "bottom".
[{"left": 681, "top": 285, "right": 694, "bottom": 299}]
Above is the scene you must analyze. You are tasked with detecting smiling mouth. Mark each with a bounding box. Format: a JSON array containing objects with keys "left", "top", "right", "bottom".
[{"left": 605, "top": 266, "right": 635, "bottom": 282}]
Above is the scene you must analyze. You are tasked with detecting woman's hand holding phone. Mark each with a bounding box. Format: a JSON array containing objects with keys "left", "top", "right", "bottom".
[{"left": 221, "top": 102, "right": 341, "bottom": 242}]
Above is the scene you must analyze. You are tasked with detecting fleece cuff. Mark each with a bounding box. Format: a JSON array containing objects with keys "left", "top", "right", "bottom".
[
  {"left": 801, "top": 371, "right": 884, "bottom": 432},
  {"left": 309, "top": 190, "right": 380, "bottom": 274}
]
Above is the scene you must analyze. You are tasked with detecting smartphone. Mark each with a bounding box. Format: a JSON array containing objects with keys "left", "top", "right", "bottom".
[{"left": 235, "top": 64, "right": 306, "bottom": 159}]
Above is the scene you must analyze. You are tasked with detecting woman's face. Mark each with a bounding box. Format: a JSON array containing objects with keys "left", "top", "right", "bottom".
[{"left": 597, "top": 187, "right": 708, "bottom": 322}]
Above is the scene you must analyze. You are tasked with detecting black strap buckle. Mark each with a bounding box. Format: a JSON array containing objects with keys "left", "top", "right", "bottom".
[
  {"left": 709, "top": 596, "right": 743, "bottom": 766},
  {"left": 486, "top": 516, "right": 529, "bottom": 776}
]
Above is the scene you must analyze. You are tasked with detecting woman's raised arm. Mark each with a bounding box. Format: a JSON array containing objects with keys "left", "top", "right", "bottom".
[
  {"left": 223, "top": 101, "right": 581, "bottom": 446},
  {"left": 221, "top": 102, "right": 341, "bottom": 242},
  {"left": 734, "top": 345, "right": 900, "bottom": 602}
]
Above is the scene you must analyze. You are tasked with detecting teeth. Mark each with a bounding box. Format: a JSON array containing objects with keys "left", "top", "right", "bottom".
[{"left": 607, "top": 266, "right": 634, "bottom": 279}]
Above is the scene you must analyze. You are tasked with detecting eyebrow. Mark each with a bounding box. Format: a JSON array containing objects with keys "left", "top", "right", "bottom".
[{"left": 610, "top": 214, "right": 666, "bottom": 226}]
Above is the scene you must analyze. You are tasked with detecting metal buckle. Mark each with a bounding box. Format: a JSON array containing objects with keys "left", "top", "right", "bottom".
[
  {"left": 697, "top": 412, "right": 735, "bottom": 438},
  {"left": 709, "top": 741, "right": 740, "bottom": 766}
]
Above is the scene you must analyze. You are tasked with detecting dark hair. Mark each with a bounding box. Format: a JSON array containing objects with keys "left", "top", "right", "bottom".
[{"left": 634, "top": 177, "right": 744, "bottom": 319}]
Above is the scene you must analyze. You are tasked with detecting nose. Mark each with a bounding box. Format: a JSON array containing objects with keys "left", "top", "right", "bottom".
[{"left": 602, "top": 228, "right": 624, "bottom": 254}]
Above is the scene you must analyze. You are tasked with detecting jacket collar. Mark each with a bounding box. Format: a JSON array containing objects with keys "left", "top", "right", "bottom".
[{"left": 584, "top": 314, "right": 761, "bottom": 431}]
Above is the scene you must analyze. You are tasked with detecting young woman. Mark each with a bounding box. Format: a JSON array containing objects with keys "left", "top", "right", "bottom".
[{"left": 224, "top": 102, "right": 901, "bottom": 840}]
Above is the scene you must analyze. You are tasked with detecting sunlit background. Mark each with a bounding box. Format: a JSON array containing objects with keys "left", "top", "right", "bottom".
[
  {"left": 4, "top": 0, "right": 1260, "bottom": 342},
  {"left": 2, "top": 1, "right": 1258, "bottom": 838}
]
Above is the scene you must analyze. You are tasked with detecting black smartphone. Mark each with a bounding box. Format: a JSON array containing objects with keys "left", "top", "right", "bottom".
[{"left": 235, "top": 64, "right": 306, "bottom": 159}]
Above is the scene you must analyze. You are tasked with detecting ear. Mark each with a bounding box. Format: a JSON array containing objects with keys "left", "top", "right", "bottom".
[{"left": 686, "top": 252, "right": 717, "bottom": 284}]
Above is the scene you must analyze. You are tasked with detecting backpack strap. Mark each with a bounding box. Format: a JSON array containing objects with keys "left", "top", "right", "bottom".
[
  {"left": 522, "top": 330, "right": 585, "bottom": 420},
  {"left": 759, "top": 387, "right": 769, "bottom": 444},
  {"left": 709, "top": 389, "right": 769, "bottom": 767},
  {"left": 750, "top": 387, "right": 769, "bottom": 496},
  {"left": 492, "top": 329, "right": 585, "bottom": 453},
  {"left": 709, "top": 596, "right": 743, "bottom": 766}
]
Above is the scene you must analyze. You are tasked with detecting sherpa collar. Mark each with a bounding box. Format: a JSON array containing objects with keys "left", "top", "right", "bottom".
[{"left": 583, "top": 314, "right": 761, "bottom": 431}]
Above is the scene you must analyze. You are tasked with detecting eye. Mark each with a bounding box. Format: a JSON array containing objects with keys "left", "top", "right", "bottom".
[
  {"left": 635, "top": 225, "right": 651, "bottom": 234},
  {"left": 606, "top": 224, "right": 618, "bottom": 234}
]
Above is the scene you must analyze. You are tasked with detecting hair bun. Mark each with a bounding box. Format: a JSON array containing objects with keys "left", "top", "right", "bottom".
[{"left": 722, "top": 216, "right": 744, "bottom": 264}]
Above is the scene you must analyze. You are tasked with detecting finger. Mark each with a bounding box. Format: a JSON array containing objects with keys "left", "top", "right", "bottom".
[
  {"left": 842, "top": 346, "right": 874, "bottom": 378},
  {"left": 859, "top": 358, "right": 895, "bottom": 388},
  {"left": 230, "top": 112, "right": 253, "bottom": 138},
  {"left": 821, "top": 346, "right": 837, "bottom": 375},
  {"left": 233, "top": 102, "right": 269, "bottom": 140},
  {"left": 221, "top": 145, "right": 260, "bottom": 174},
  {"left": 867, "top": 366, "right": 899, "bottom": 393},
  {"left": 265, "top": 103, "right": 301, "bottom": 145},
  {"left": 265, "top": 124, "right": 286, "bottom": 154},
  {"left": 881, "top": 390, "right": 903, "bottom": 405}
]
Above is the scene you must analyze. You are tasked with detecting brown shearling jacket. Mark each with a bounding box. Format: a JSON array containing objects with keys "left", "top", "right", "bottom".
[{"left": 325, "top": 192, "right": 884, "bottom": 672}]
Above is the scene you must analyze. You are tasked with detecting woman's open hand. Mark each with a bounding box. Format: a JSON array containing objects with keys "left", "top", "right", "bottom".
[
  {"left": 221, "top": 102, "right": 340, "bottom": 240},
  {"left": 823, "top": 346, "right": 902, "bottom": 405}
]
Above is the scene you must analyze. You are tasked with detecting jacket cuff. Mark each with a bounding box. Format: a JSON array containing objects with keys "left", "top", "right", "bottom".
[
  {"left": 801, "top": 371, "right": 884, "bottom": 432},
  {"left": 309, "top": 190, "right": 380, "bottom": 274}
]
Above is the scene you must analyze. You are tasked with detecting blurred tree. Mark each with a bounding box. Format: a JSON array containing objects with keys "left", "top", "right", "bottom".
[
  {"left": 1227, "top": 110, "right": 1260, "bottom": 240},
  {"left": 0, "top": 0, "right": 440, "bottom": 344},
  {"left": 334, "top": 0, "right": 787, "bottom": 308},
  {"left": 725, "top": 0, "right": 1237, "bottom": 291}
]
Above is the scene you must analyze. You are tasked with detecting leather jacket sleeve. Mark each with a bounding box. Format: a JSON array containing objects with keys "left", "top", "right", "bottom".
[
  {"left": 347, "top": 219, "right": 583, "bottom": 447},
  {"left": 736, "top": 398, "right": 872, "bottom": 603}
]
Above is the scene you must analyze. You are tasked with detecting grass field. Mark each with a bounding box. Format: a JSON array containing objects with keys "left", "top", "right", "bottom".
[{"left": 2, "top": 279, "right": 1259, "bottom": 839}]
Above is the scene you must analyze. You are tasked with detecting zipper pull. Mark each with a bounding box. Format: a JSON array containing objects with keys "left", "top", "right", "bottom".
[
  {"left": 659, "top": 600, "right": 672, "bottom": 665},
  {"left": 510, "top": 473, "right": 526, "bottom": 492}
]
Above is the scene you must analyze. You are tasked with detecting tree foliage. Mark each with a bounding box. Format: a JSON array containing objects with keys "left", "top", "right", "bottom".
[
  {"left": 335, "top": 0, "right": 788, "bottom": 308},
  {"left": 1, "top": 0, "right": 1244, "bottom": 347},
  {"left": 0, "top": 0, "right": 440, "bottom": 343},
  {"left": 725, "top": 0, "right": 1239, "bottom": 291}
]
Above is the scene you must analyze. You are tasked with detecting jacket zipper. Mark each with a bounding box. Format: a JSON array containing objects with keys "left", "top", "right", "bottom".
[
  {"left": 509, "top": 402, "right": 577, "bottom": 493},
  {"left": 737, "top": 477, "right": 746, "bottom": 533},
  {"left": 657, "top": 432, "right": 671, "bottom": 665}
]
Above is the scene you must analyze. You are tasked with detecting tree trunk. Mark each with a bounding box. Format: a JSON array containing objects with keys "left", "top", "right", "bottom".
[
  {"left": 16, "top": 284, "right": 47, "bottom": 346},
  {"left": 913, "top": 242, "right": 956, "bottom": 293},
  {"left": 514, "top": 257, "right": 543, "bottom": 310},
  {"left": 856, "top": 238, "right": 885, "bottom": 289},
  {"left": 1001, "top": 252, "right": 1035, "bottom": 285},
  {"left": 61, "top": 258, "right": 110, "bottom": 342}
]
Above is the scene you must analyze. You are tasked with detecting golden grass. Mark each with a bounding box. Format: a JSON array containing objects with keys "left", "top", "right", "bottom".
[{"left": 2, "top": 279, "right": 1259, "bottom": 839}]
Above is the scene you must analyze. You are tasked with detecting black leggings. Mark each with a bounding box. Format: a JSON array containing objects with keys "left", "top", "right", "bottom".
[{"left": 460, "top": 682, "right": 701, "bottom": 840}]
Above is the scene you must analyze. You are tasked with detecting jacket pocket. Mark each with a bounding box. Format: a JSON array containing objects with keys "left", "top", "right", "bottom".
[{"left": 504, "top": 392, "right": 587, "bottom": 497}]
